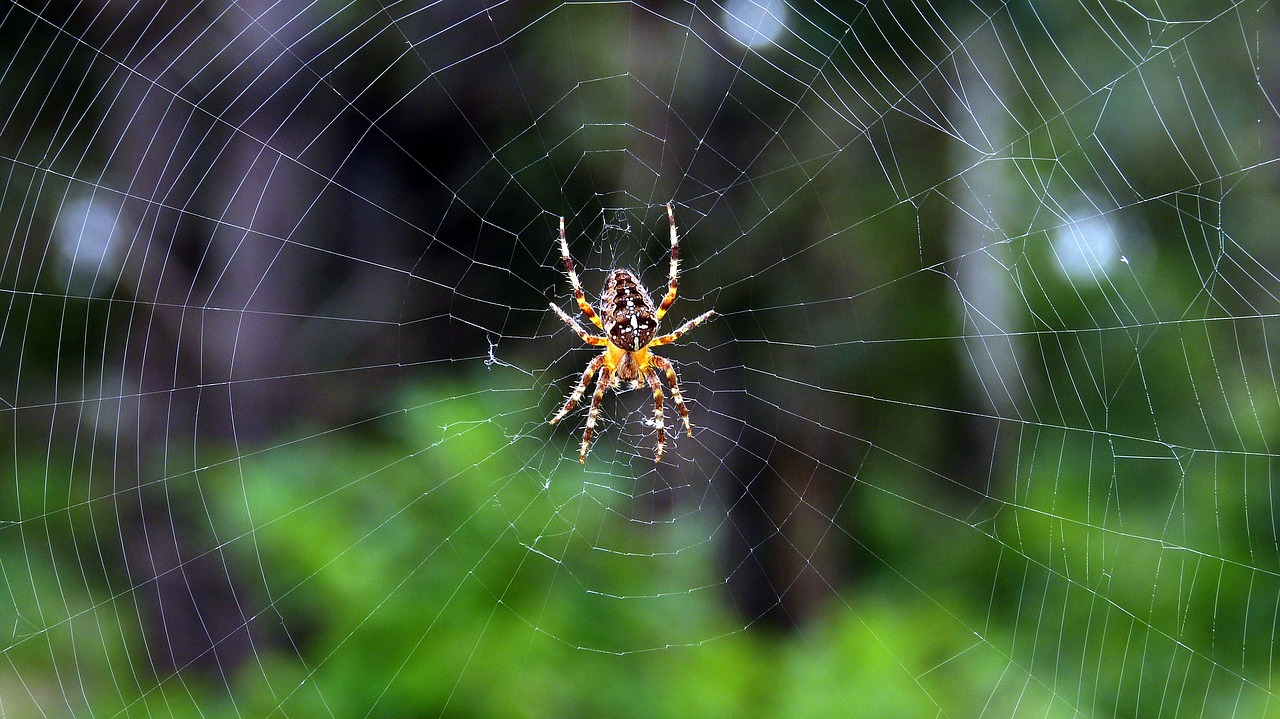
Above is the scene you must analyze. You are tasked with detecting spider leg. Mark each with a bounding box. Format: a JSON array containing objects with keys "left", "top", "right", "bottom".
[
  {"left": 650, "top": 355, "right": 692, "bottom": 436},
  {"left": 652, "top": 309, "right": 715, "bottom": 346},
  {"left": 549, "top": 302, "right": 608, "bottom": 346},
  {"left": 656, "top": 203, "right": 680, "bottom": 321},
  {"left": 559, "top": 216, "right": 604, "bottom": 329},
  {"left": 579, "top": 365, "right": 614, "bottom": 463},
  {"left": 550, "top": 353, "right": 607, "bottom": 425},
  {"left": 642, "top": 366, "right": 667, "bottom": 463}
]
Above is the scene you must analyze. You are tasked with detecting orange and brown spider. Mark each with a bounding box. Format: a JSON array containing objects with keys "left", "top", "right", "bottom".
[{"left": 549, "top": 203, "right": 715, "bottom": 463}]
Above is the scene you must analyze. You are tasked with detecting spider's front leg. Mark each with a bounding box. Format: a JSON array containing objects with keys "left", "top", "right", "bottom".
[
  {"left": 551, "top": 353, "right": 607, "bottom": 426},
  {"left": 650, "top": 355, "right": 692, "bottom": 437},
  {"left": 579, "top": 365, "right": 614, "bottom": 463},
  {"left": 642, "top": 366, "right": 667, "bottom": 462}
]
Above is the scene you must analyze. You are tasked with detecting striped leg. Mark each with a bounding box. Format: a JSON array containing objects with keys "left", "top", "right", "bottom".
[
  {"left": 579, "top": 365, "right": 613, "bottom": 463},
  {"left": 652, "top": 309, "right": 715, "bottom": 346},
  {"left": 651, "top": 355, "right": 692, "bottom": 436},
  {"left": 550, "top": 353, "right": 606, "bottom": 425},
  {"left": 656, "top": 203, "right": 680, "bottom": 320},
  {"left": 643, "top": 367, "right": 667, "bottom": 462},
  {"left": 559, "top": 216, "right": 603, "bottom": 329},
  {"left": 549, "top": 302, "right": 607, "bottom": 346}
]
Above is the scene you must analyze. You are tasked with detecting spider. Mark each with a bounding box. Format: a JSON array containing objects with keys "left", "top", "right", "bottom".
[{"left": 549, "top": 203, "right": 715, "bottom": 463}]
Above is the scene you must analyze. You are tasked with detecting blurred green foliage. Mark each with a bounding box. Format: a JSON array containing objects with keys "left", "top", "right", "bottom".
[{"left": 5, "top": 371, "right": 1278, "bottom": 717}]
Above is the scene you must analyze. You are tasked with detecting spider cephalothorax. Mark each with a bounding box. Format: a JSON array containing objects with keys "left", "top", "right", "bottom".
[{"left": 549, "top": 204, "right": 714, "bottom": 463}]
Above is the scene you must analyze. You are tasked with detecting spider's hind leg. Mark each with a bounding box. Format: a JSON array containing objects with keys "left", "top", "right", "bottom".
[
  {"left": 656, "top": 203, "right": 681, "bottom": 321},
  {"left": 559, "top": 216, "right": 604, "bottom": 329}
]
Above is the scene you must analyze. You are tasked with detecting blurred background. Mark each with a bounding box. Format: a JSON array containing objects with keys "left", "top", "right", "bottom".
[{"left": 3, "top": 0, "right": 1280, "bottom": 716}]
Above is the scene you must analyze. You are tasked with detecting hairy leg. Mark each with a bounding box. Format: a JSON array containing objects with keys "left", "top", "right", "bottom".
[
  {"left": 643, "top": 366, "right": 667, "bottom": 462},
  {"left": 559, "top": 216, "right": 603, "bottom": 329},
  {"left": 550, "top": 302, "right": 607, "bottom": 346},
  {"left": 656, "top": 203, "right": 681, "bottom": 321},
  {"left": 579, "top": 365, "right": 614, "bottom": 463},
  {"left": 651, "top": 355, "right": 692, "bottom": 436},
  {"left": 652, "top": 309, "right": 715, "bottom": 346},
  {"left": 550, "top": 353, "right": 606, "bottom": 425}
]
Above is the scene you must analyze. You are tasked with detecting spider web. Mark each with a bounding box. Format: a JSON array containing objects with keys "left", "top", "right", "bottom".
[{"left": 3, "top": 0, "right": 1279, "bottom": 716}]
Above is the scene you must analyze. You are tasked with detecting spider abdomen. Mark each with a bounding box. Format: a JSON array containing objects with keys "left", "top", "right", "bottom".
[{"left": 601, "top": 269, "right": 658, "bottom": 352}]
